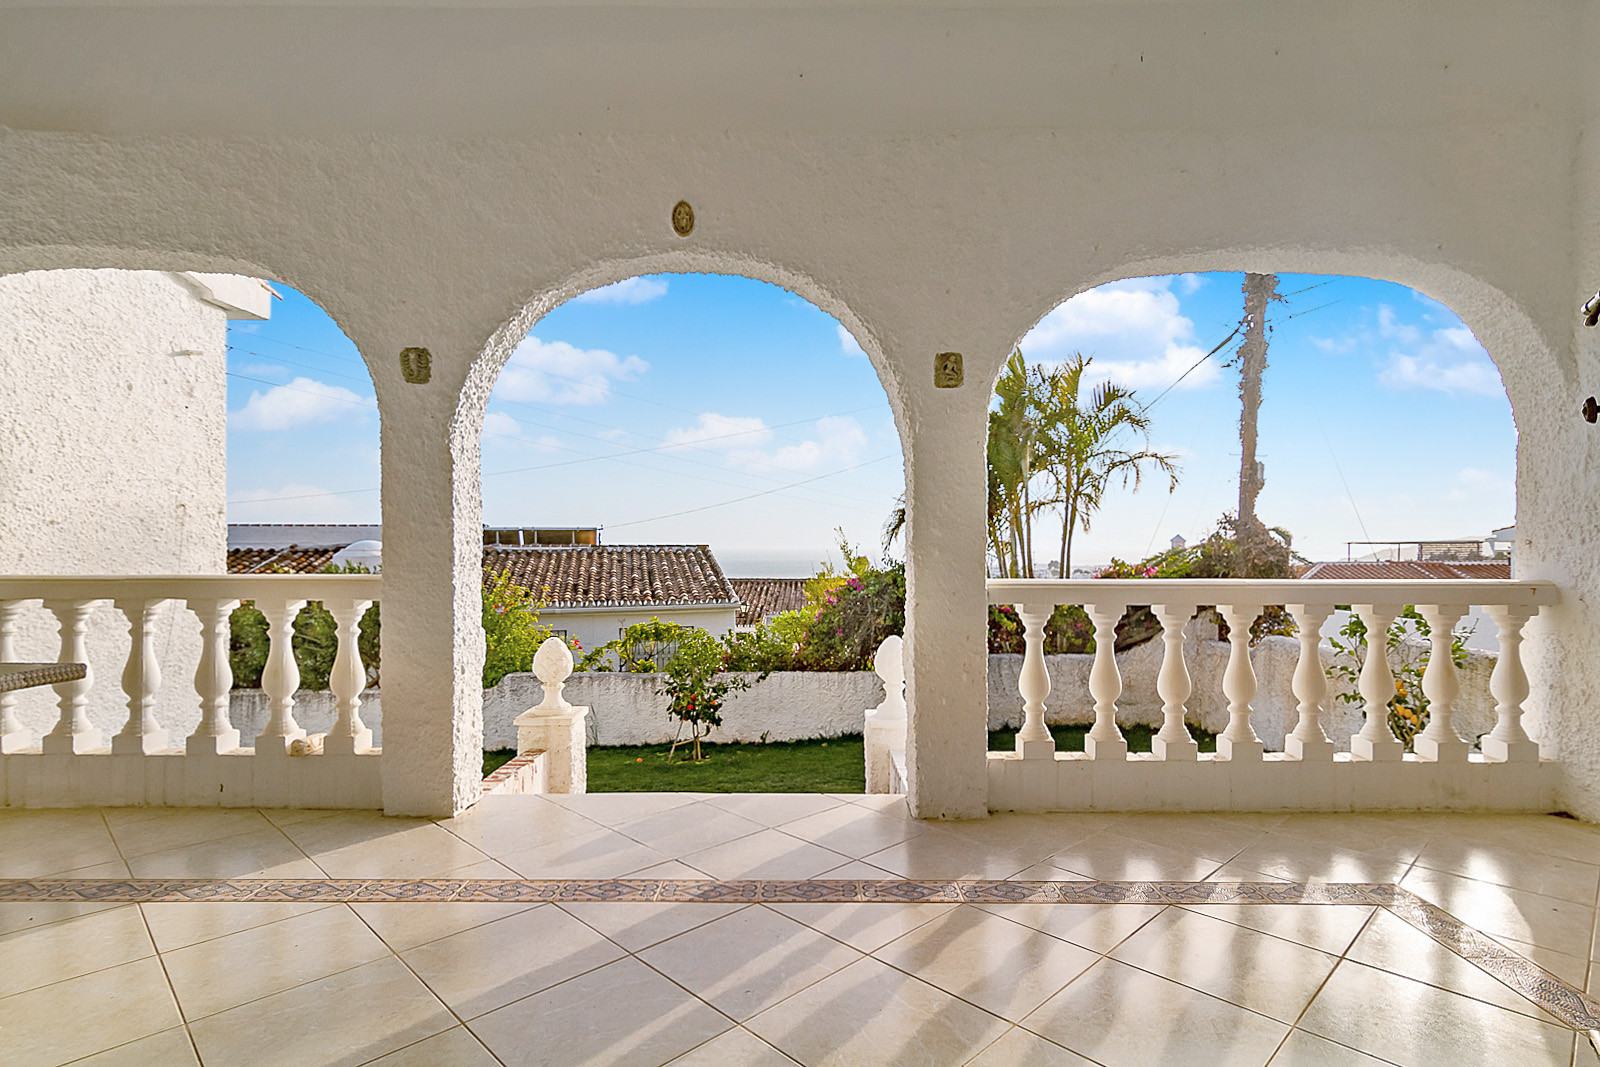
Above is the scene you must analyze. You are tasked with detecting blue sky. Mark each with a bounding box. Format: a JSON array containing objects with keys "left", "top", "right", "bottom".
[{"left": 225, "top": 271, "right": 1515, "bottom": 574}]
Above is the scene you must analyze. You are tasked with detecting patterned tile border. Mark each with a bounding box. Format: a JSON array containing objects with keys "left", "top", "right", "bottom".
[{"left": 3, "top": 877, "right": 1596, "bottom": 1032}]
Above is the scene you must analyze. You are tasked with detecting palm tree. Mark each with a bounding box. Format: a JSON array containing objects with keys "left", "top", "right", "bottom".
[
  {"left": 986, "top": 350, "right": 1055, "bottom": 577},
  {"left": 1037, "top": 353, "right": 1180, "bottom": 577}
]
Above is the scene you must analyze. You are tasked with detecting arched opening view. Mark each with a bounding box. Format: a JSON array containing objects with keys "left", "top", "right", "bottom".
[
  {"left": 476, "top": 273, "right": 906, "bottom": 795},
  {"left": 0, "top": 270, "right": 382, "bottom": 808},
  {"left": 986, "top": 272, "right": 1527, "bottom": 810}
]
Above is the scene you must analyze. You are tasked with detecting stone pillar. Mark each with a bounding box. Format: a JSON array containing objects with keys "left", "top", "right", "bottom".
[
  {"left": 513, "top": 637, "right": 589, "bottom": 794},
  {"left": 864, "top": 635, "right": 907, "bottom": 793}
]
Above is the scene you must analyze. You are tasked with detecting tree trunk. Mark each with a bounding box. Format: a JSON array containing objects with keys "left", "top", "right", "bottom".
[{"left": 1237, "top": 272, "right": 1279, "bottom": 571}]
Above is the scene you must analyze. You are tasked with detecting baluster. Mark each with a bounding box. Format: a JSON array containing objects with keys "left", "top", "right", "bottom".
[
  {"left": 1014, "top": 603, "right": 1055, "bottom": 759},
  {"left": 1413, "top": 604, "right": 1469, "bottom": 762},
  {"left": 41, "top": 599, "right": 99, "bottom": 754},
  {"left": 1216, "top": 603, "right": 1264, "bottom": 760},
  {"left": 1151, "top": 603, "right": 1197, "bottom": 760},
  {"left": 255, "top": 598, "right": 308, "bottom": 755},
  {"left": 1084, "top": 602, "right": 1126, "bottom": 759},
  {"left": 1481, "top": 605, "right": 1539, "bottom": 763},
  {"left": 186, "top": 597, "right": 241, "bottom": 755},
  {"left": 0, "top": 600, "right": 30, "bottom": 752},
  {"left": 1285, "top": 603, "right": 1334, "bottom": 761},
  {"left": 112, "top": 597, "right": 168, "bottom": 754},
  {"left": 325, "top": 599, "right": 375, "bottom": 755},
  {"left": 1350, "top": 603, "right": 1403, "bottom": 760}
]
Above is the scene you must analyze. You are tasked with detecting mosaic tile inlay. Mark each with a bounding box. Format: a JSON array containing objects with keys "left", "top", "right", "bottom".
[{"left": 3, "top": 876, "right": 1596, "bottom": 1032}]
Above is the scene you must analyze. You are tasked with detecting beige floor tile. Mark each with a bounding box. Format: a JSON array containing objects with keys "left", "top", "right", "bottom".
[
  {"left": 970, "top": 902, "right": 1165, "bottom": 954},
  {"left": 471, "top": 957, "right": 733, "bottom": 1067},
  {"left": 1116, "top": 812, "right": 1268, "bottom": 863},
  {"left": 773, "top": 803, "right": 930, "bottom": 858},
  {"left": 966, "top": 1026, "right": 1098, "bottom": 1066},
  {"left": 0, "top": 812, "right": 123, "bottom": 877},
  {"left": 310, "top": 824, "right": 496, "bottom": 878},
  {"left": 1044, "top": 831, "right": 1228, "bottom": 881},
  {"left": 360, "top": 1025, "right": 501, "bottom": 1066},
  {"left": 272, "top": 811, "right": 442, "bottom": 854},
  {"left": 860, "top": 832, "right": 1040, "bottom": 880},
  {"left": 1021, "top": 957, "right": 1290, "bottom": 1067},
  {"left": 558, "top": 900, "right": 749, "bottom": 952},
  {"left": 542, "top": 791, "right": 703, "bottom": 827},
  {"left": 811, "top": 856, "right": 902, "bottom": 880},
  {"left": 497, "top": 826, "right": 673, "bottom": 879},
  {"left": 125, "top": 826, "right": 321, "bottom": 879},
  {"left": 67, "top": 1026, "right": 200, "bottom": 1066},
  {"left": 102, "top": 807, "right": 274, "bottom": 859},
  {"left": 1227, "top": 832, "right": 1414, "bottom": 884},
  {"left": 400, "top": 903, "right": 625, "bottom": 1019},
  {"left": 681, "top": 828, "right": 854, "bottom": 880},
  {"left": 665, "top": 1025, "right": 800, "bottom": 1066},
  {"left": 1301, "top": 959, "right": 1578, "bottom": 1065},
  {"left": 440, "top": 799, "right": 608, "bottom": 857},
  {"left": 1576, "top": 1031, "right": 1600, "bottom": 1067},
  {"left": 440, "top": 857, "right": 522, "bottom": 879},
  {"left": 141, "top": 899, "right": 337, "bottom": 953},
  {"left": 1108, "top": 907, "right": 1341, "bottom": 1023},
  {"left": 609, "top": 804, "right": 767, "bottom": 856},
  {"left": 353, "top": 899, "right": 543, "bottom": 952},
  {"left": 1401, "top": 865, "right": 1598, "bottom": 955},
  {"left": 1495, "top": 934, "right": 1594, "bottom": 988},
  {"left": 1435, "top": 814, "right": 1600, "bottom": 864},
  {"left": 1412, "top": 834, "right": 1600, "bottom": 906},
  {"left": 1345, "top": 909, "right": 1565, "bottom": 1022},
  {"left": 188, "top": 956, "right": 455, "bottom": 1067},
  {"left": 1270, "top": 813, "right": 1432, "bottom": 861},
  {"left": 1177, "top": 902, "right": 1376, "bottom": 955},
  {"left": 747, "top": 955, "right": 1011, "bottom": 1066},
  {"left": 1267, "top": 1029, "right": 1394, "bottom": 1065},
  {"left": 631, "top": 858, "right": 717, "bottom": 879},
  {"left": 164, "top": 904, "right": 391, "bottom": 1020},
  {"left": 768, "top": 900, "right": 958, "bottom": 953},
  {"left": 701, "top": 792, "right": 850, "bottom": 825},
  {"left": 638, "top": 905, "right": 862, "bottom": 1021},
  {"left": 0, "top": 957, "right": 183, "bottom": 1067},
  {"left": 0, "top": 904, "right": 155, "bottom": 998},
  {"left": 1204, "top": 861, "right": 1295, "bottom": 883},
  {"left": 0, "top": 896, "right": 129, "bottom": 938},
  {"left": 256, "top": 806, "right": 346, "bottom": 828},
  {"left": 873, "top": 905, "right": 1100, "bottom": 1021}
]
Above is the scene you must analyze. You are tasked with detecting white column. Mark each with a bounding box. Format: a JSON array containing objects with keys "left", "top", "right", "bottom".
[
  {"left": 41, "top": 599, "right": 99, "bottom": 754},
  {"left": 1216, "top": 603, "right": 1264, "bottom": 760},
  {"left": 0, "top": 600, "right": 30, "bottom": 752},
  {"left": 186, "top": 597, "right": 241, "bottom": 755},
  {"left": 1151, "top": 603, "right": 1197, "bottom": 760},
  {"left": 1285, "top": 603, "right": 1334, "bottom": 761},
  {"left": 1481, "top": 605, "right": 1540, "bottom": 763},
  {"left": 513, "top": 637, "right": 589, "bottom": 793},
  {"left": 1350, "top": 603, "right": 1403, "bottom": 761},
  {"left": 1414, "top": 604, "right": 1469, "bottom": 762},
  {"left": 325, "top": 599, "right": 375, "bottom": 755},
  {"left": 1014, "top": 603, "right": 1056, "bottom": 759},
  {"left": 864, "top": 634, "right": 907, "bottom": 793},
  {"left": 1084, "top": 602, "right": 1126, "bottom": 759},
  {"left": 112, "top": 597, "right": 168, "bottom": 754},
  {"left": 255, "top": 598, "right": 308, "bottom": 756}
]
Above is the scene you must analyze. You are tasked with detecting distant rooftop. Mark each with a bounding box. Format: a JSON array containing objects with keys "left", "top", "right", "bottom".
[
  {"left": 1302, "top": 560, "right": 1512, "bottom": 581},
  {"left": 730, "top": 577, "right": 809, "bottom": 626}
]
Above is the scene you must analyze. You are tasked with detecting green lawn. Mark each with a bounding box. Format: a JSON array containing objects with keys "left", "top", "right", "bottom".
[{"left": 484, "top": 721, "right": 1218, "bottom": 793}]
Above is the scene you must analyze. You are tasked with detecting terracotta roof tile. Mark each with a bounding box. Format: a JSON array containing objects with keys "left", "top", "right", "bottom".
[
  {"left": 1300, "top": 560, "right": 1512, "bottom": 581},
  {"left": 226, "top": 546, "right": 340, "bottom": 574},
  {"left": 483, "top": 545, "right": 738, "bottom": 608},
  {"left": 730, "top": 578, "right": 810, "bottom": 626}
]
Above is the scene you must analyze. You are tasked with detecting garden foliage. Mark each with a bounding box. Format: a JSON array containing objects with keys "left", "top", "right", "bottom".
[{"left": 1326, "top": 606, "right": 1474, "bottom": 750}]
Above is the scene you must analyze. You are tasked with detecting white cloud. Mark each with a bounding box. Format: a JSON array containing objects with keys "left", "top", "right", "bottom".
[
  {"left": 662, "top": 412, "right": 868, "bottom": 473},
  {"left": 837, "top": 324, "right": 866, "bottom": 357},
  {"left": 1021, "top": 277, "right": 1217, "bottom": 392},
  {"left": 496, "top": 336, "right": 648, "bottom": 405},
  {"left": 1447, "top": 466, "right": 1514, "bottom": 504},
  {"left": 663, "top": 413, "right": 774, "bottom": 452},
  {"left": 236, "top": 362, "right": 287, "bottom": 377},
  {"left": 1179, "top": 273, "right": 1205, "bottom": 294},
  {"left": 231, "top": 377, "right": 367, "bottom": 431},
  {"left": 573, "top": 276, "right": 669, "bottom": 305},
  {"left": 483, "top": 411, "right": 563, "bottom": 452},
  {"left": 1376, "top": 308, "right": 1502, "bottom": 398}
]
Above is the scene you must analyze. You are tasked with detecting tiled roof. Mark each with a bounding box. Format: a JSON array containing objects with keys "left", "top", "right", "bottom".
[
  {"left": 484, "top": 545, "right": 739, "bottom": 609},
  {"left": 730, "top": 578, "right": 810, "bottom": 626},
  {"left": 1300, "top": 560, "right": 1512, "bottom": 581},
  {"left": 227, "top": 546, "right": 339, "bottom": 574}
]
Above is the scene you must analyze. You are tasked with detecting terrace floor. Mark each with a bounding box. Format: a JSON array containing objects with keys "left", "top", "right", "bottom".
[{"left": 2, "top": 795, "right": 1599, "bottom": 1066}]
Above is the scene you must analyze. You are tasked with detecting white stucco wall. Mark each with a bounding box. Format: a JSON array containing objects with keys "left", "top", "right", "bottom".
[
  {"left": 2, "top": 2, "right": 1598, "bottom": 817},
  {"left": 0, "top": 270, "right": 245, "bottom": 741},
  {"left": 540, "top": 605, "right": 739, "bottom": 665}
]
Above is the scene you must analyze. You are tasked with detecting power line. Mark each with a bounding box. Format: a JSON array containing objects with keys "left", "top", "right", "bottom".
[{"left": 605, "top": 455, "right": 898, "bottom": 530}]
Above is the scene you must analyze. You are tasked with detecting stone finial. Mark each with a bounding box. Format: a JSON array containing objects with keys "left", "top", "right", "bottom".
[
  {"left": 532, "top": 636, "right": 574, "bottom": 712},
  {"left": 869, "top": 635, "right": 906, "bottom": 721}
]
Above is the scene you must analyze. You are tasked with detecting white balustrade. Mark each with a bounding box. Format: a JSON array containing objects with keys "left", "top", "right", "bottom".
[
  {"left": 865, "top": 634, "right": 908, "bottom": 792},
  {"left": 1151, "top": 603, "right": 1198, "bottom": 760},
  {"left": 0, "top": 574, "right": 381, "bottom": 809},
  {"left": 513, "top": 636, "right": 589, "bottom": 793},
  {"left": 986, "top": 577, "right": 1560, "bottom": 813}
]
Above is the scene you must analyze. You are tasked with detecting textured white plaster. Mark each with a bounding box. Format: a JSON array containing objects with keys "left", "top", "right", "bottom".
[{"left": 0, "top": 2, "right": 1597, "bottom": 818}]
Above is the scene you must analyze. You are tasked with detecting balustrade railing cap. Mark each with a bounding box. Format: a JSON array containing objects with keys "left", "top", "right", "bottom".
[{"left": 985, "top": 576, "right": 1557, "bottom": 610}]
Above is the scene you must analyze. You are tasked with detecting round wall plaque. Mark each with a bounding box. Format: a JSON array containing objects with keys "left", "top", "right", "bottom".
[{"left": 671, "top": 200, "right": 695, "bottom": 237}]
